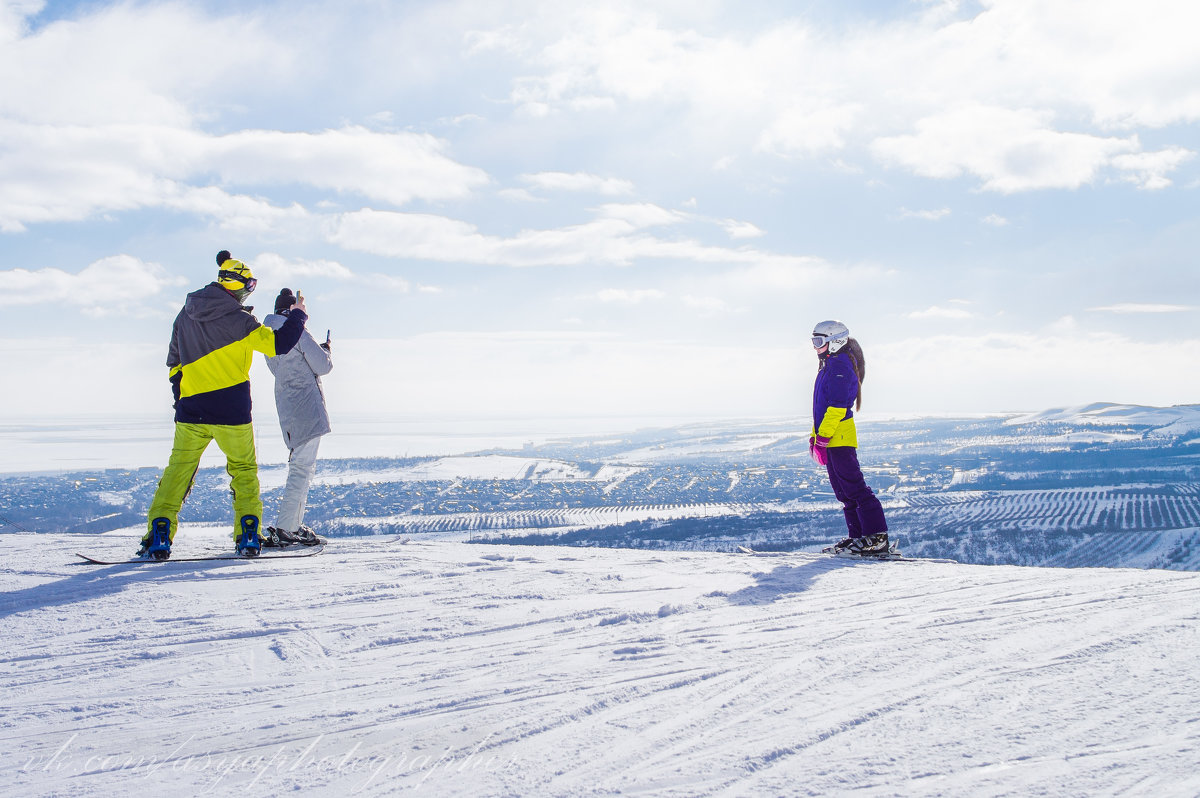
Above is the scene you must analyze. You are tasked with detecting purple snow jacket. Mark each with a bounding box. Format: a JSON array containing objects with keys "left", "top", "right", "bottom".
[{"left": 812, "top": 350, "right": 860, "bottom": 448}]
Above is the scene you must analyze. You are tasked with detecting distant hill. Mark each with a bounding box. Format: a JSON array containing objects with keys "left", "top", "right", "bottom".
[{"left": 3, "top": 404, "right": 1200, "bottom": 570}]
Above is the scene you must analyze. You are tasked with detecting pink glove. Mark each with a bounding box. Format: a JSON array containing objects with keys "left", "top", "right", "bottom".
[{"left": 809, "top": 435, "right": 830, "bottom": 466}]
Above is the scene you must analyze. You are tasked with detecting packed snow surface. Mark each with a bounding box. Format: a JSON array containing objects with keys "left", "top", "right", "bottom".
[{"left": 3, "top": 529, "right": 1199, "bottom": 797}]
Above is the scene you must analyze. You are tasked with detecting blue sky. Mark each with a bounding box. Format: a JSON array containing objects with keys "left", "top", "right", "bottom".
[{"left": 2, "top": 0, "right": 1199, "bottom": 426}]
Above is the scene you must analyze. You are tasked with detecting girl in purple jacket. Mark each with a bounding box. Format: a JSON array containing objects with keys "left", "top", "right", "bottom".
[{"left": 810, "top": 320, "right": 890, "bottom": 555}]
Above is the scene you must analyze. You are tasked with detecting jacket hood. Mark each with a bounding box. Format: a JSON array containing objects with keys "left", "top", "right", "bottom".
[{"left": 185, "top": 282, "right": 244, "bottom": 322}]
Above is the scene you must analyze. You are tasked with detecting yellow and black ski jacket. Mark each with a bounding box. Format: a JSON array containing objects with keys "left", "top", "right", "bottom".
[{"left": 166, "top": 283, "right": 307, "bottom": 425}]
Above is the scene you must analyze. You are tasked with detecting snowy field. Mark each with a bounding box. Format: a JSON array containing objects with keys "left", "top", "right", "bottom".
[{"left": 3, "top": 528, "right": 1199, "bottom": 797}]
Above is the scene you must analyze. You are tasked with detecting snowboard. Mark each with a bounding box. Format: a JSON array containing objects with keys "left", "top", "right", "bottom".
[
  {"left": 821, "top": 546, "right": 904, "bottom": 561},
  {"left": 737, "top": 544, "right": 905, "bottom": 561},
  {"left": 736, "top": 544, "right": 956, "bottom": 563},
  {"left": 76, "top": 542, "right": 325, "bottom": 565}
]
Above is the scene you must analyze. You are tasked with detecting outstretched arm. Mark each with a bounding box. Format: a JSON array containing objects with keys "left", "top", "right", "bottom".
[{"left": 272, "top": 308, "right": 308, "bottom": 356}]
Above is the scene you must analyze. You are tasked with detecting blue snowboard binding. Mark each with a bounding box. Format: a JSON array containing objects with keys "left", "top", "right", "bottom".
[
  {"left": 235, "top": 515, "right": 262, "bottom": 558},
  {"left": 137, "top": 517, "right": 172, "bottom": 561}
]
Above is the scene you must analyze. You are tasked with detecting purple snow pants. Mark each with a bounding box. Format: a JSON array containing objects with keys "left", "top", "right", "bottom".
[{"left": 825, "top": 446, "right": 888, "bottom": 538}]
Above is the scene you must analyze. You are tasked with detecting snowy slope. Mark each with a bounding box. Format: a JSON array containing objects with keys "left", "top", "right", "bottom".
[
  {"left": 3, "top": 529, "right": 1200, "bottom": 797},
  {"left": 1006, "top": 402, "right": 1200, "bottom": 436}
]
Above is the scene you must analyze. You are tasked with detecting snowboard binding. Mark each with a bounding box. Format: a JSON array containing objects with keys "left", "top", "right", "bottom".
[
  {"left": 137, "top": 517, "right": 172, "bottom": 561},
  {"left": 235, "top": 515, "right": 262, "bottom": 558}
]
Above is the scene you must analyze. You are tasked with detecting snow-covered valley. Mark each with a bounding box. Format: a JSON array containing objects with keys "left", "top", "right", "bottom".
[
  {"left": 3, "top": 527, "right": 1199, "bottom": 797},
  {"left": 8, "top": 404, "right": 1200, "bottom": 571}
]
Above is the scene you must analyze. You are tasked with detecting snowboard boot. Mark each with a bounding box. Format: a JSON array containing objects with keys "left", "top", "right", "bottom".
[
  {"left": 295, "top": 525, "right": 322, "bottom": 546},
  {"left": 833, "top": 532, "right": 890, "bottom": 555},
  {"left": 270, "top": 526, "right": 303, "bottom": 546},
  {"left": 261, "top": 527, "right": 281, "bottom": 548},
  {"left": 136, "top": 517, "right": 172, "bottom": 561},
  {"left": 235, "top": 515, "right": 262, "bottom": 558}
]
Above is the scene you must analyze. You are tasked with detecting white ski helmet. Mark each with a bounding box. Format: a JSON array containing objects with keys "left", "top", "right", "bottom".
[{"left": 812, "top": 319, "right": 850, "bottom": 353}]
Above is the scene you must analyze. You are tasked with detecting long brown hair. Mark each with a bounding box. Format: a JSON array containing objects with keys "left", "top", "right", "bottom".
[{"left": 844, "top": 337, "right": 865, "bottom": 410}]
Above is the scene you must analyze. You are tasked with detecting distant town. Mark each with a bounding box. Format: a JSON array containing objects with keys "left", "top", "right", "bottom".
[{"left": 4, "top": 407, "right": 1200, "bottom": 569}]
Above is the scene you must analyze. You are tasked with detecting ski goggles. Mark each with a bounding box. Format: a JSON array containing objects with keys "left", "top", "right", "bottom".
[
  {"left": 218, "top": 269, "right": 257, "bottom": 293},
  {"left": 811, "top": 335, "right": 829, "bottom": 349}
]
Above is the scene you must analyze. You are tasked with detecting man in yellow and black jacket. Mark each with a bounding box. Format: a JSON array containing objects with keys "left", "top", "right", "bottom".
[{"left": 139, "top": 251, "right": 308, "bottom": 560}]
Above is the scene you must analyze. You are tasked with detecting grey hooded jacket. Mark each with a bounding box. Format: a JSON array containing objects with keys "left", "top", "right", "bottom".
[{"left": 264, "top": 312, "right": 333, "bottom": 450}]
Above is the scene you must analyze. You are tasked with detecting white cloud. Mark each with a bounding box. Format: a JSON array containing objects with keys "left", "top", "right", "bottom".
[
  {"left": 897, "top": 207, "right": 952, "bottom": 221},
  {"left": 720, "top": 219, "right": 765, "bottom": 239},
  {"left": 497, "top": 187, "right": 543, "bottom": 203},
  {"left": 471, "top": 3, "right": 1200, "bottom": 194},
  {"left": 5, "top": 1, "right": 1200, "bottom": 425},
  {"left": 463, "top": 25, "right": 527, "bottom": 58},
  {"left": 713, "top": 258, "right": 845, "bottom": 295},
  {"left": 326, "top": 332, "right": 802, "bottom": 419},
  {"left": 1088, "top": 303, "right": 1194, "bottom": 313},
  {"left": 229, "top": 253, "right": 414, "bottom": 297},
  {"left": 327, "top": 206, "right": 827, "bottom": 272},
  {"left": 1111, "top": 147, "right": 1195, "bottom": 189},
  {"left": 360, "top": 273, "right": 413, "bottom": 293},
  {"left": 1047, "top": 315, "right": 1079, "bottom": 334},
  {"left": 595, "top": 288, "right": 666, "bottom": 304},
  {"left": 0, "top": 337, "right": 168, "bottom": 417},
  {"left": 0, "top": 123, "right": 490, "bottom": 231},
  {"left": 0, "top": 2, "right": 290, "bottom": 126},
  {"left": 521, "top": 171, "right": 634, "bottom": 196},
  {"left": 5, "top": 2, "right": 1196, "bottom": 243},
  {"left": 595, "top": 203, "right": 685, "bottom": 228},
  {"left": 960, "top": 1, "right": 1200, "bottom": 130},
  {"left": 682, "top": 295, "right": 732, "bottom": 314},
  {"left": 206, "top": 127, "right": 491, "bottom": 206},
  {"left": 0, "top": 255, "right": 186, "bottom": 312},
  {"left": 250, "top": 253, "right": 356, "bottom": 285},
  {"left": 907, "top": 305, "right": 975, "bottom": 320},
  {"left": 331, "top": 209, "right": 625, "bottom": 266},
  {"left": 876, "top": 327, "right": 1200, "bottom": 414},
  {"left": 757, "top": 103, "right": 863, "bottom": 158},
  {"left": 166, "top": 187, "right": 316, "bottom": 237},
  {"left": 0, "top": 1, "right": 41, "bottom": 42},
  {"left": 872, "top": 106, "right": 1139, "bottom": 192}
]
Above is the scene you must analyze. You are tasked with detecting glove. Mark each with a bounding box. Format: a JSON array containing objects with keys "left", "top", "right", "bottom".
[{"left": 809, "top": 435, "right": 830, "bottom": 466}]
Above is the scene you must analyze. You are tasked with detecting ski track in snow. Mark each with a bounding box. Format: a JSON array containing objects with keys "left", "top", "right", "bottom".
[{"left": 2, "top": 528, "right": 1199, "bottom": 797}]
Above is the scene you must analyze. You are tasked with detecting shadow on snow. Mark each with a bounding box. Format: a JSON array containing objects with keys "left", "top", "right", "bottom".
[{"left": 724, "top": 556, "right": 868, "bottom": 605}]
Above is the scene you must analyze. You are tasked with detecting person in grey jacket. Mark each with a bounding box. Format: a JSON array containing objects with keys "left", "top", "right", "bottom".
[{"left": 263, "top": 287, "right": 333, "bottom": 546}]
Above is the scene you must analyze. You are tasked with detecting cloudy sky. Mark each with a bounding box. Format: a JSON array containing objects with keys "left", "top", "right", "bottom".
[{"left": 2, "top": 0, "right": 1199, "bottom": 428}]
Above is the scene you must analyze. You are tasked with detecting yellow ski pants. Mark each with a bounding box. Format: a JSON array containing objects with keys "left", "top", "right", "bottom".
[{"left": 146, "top": 422, "right": 263, "bottom": 543}]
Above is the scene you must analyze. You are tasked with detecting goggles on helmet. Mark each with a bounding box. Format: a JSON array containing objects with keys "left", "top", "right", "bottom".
[
  {"left": 218, "top": 269, "right": 257, "bottom": 294},
  {"left": 811, "top": 320, "right": 849, "bottom": 353}
]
